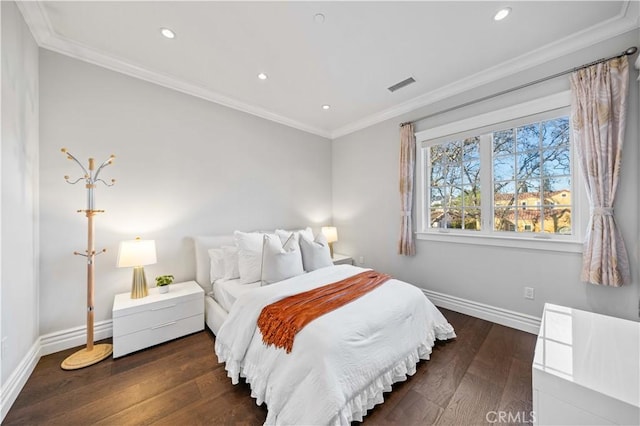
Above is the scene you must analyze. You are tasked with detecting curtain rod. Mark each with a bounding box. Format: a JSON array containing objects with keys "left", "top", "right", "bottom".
[{"left": 400, "top": 46, "right": 638, "bottom": 128}]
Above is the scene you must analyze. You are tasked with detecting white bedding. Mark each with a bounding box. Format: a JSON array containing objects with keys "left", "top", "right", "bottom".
[
  {"left": 212, "top": 278, "right": 261, "bottom": 312},
  {"left": 215, "top": 264, "right": 456, "bottom": 425}
]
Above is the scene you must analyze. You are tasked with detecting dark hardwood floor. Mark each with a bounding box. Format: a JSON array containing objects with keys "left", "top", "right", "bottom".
[{"left": 3, "top": 309, "right": 536, "bottom": 425}]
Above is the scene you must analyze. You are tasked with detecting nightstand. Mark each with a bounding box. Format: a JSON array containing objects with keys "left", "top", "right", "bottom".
[
  {"left": 112, "top": 281, "right": 204, "bottom": 358},
  {"left": 332, "top": 253, "right": 353, "bottom": 265}
]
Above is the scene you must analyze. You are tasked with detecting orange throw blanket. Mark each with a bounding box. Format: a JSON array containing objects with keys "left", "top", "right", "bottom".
[{"left": 257, "top": 270, "right": 391, "bottom": 353}]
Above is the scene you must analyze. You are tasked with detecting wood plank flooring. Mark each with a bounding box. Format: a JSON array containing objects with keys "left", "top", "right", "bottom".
[{"left": 3, "top": 309, "right": 536, "bottom": 425}]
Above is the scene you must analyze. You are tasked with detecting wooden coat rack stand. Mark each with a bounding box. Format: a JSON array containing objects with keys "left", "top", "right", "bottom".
[{"left": 60, "top": 148, "right": 116, "bottom": 370}]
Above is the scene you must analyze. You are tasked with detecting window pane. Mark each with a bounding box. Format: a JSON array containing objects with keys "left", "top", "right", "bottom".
[
  {"left": 493, "top": 129, "right": 515, "bottom": 156},
  {"left": 463, "top": 137, "right": 480, "bottom": 160},
  {"left": 443, "top": 141, "right": 462, "bottom": 163},
  {"left": 491, "top": 116, "right": 572, "bottom": 236},
  {"left": 494, "top": 207, "right": 515, "bottom": 231},
  {"left": 493, "top": 156, "right": 515, "bottom": 181},
  {"left": 462, "top": 159, "right": 481, "bottom": 185},
  {"left": 462, "top": 185, "right": 481, "bottom": 206},
  {"left": 445, "top": 209, "right": 463, "bottom": 229},
  {"left": 517, "top": 179, "right": 541, "bottom": 197},
  {"left": 431, "top": 208, "right": 464, "bottom": 229},
  {"left": 543, "top": 177, "right": 570, "bottom": 205},
  {"left": 430, "top": 145, "right": 446, "bottom": 163},
  {"left": 517, "top": 207, "right": 541, "bottom": 232},
  {"left": 464, "top": 208, "right": 481, "bottom": 231},
  {"left": 544, "top": 207, "right": 572, "bottom": 234},
  {"left": 430, "top": 208, "right": 445, "bottom": 228},
  {"left": 495, "top": 181, "right": 516, "bottom": 206},
  {"left": 430, "top": 186, "right": 445, "bottom": 207},
  {"left": 445, "top": 165, "right": 462, "bottom": 186},
  {"left": 447, "top": 186, "right": 462, "bottom": 206},
  {"left": 542, "top": 117, "right": 570, "bottom": 149},
  {"left": 541, "top": 147, "right": 570, "bottom": 176},
  {"left": 516, "top": 150, "right": 541, "bottom": 179},
  {"left": 428, "top": 137, "right": 482, "bottom": 234},
  {"left": 517, "top": 123, "right": 540, "bottom": 152},
  {"left": 430, "top": 163, "right": 447, "bottom": 186}
]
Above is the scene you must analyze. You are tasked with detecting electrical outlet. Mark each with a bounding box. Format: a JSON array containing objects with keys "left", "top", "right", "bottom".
[
  {"left": 524, "top": 287, "right": 535, "bottom": 300},
  {"left": 358, "top": 256, "right": 365, "bottom": 265}
]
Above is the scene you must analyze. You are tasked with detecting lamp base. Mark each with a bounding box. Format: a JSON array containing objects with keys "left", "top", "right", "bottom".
[
  {"left": 61, "top": 343, "right": 112, "bottom": 370},
  {"left": 130, "top": 266, "right": 148, "bottom": 299},
  {"left": 329, "top": 242, "right": 335, "bottom": 258}
]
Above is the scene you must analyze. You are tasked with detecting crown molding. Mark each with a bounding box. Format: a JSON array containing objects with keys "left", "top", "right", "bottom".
[
  {"left": 15, "top": 0, "right": 50, "bottom": 46},
  {"left": 330, "top": 1, "right": 640, "bottom": 139},
  {"left": 16, "top": 1, "right": 639, "bottom": 141},
  {"left": 15, "top": 1, "right": 332, "bottom": 139}
]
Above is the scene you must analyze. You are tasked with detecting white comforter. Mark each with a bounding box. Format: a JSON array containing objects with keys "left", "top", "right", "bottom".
[{"left": 215, "top": 265, "right": 456, "bottom": 425}]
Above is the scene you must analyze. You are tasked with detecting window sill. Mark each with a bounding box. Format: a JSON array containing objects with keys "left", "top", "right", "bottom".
[{"left": 416, "top": 231, "right": 583, "bottom": 253}]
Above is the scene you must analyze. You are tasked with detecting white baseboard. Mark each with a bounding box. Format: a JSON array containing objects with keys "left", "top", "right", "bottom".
[
  {"left": 423, "top": 289, "right": 541, "bottom": 335},
  {"left": 1, "top": 339, "right": 40, "bottom": 422},
  {"left": 0, "top": 320, "right": 114, "bottom": 422},
  {"left": 39, "top": 320, "right": 113, "bottom": 356}
]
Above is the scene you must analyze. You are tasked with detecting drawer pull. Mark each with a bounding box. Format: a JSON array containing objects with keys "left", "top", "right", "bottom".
[
  {"left": 151, "top": 321, "right": 177, "bottom": 330},
  {"left": 151, "top": 304, "right": 177, "bottom": 311}
]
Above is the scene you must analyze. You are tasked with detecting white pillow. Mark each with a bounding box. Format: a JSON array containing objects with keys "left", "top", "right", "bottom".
[
  {"left": 299, "top": 232, "right": 333, "bottom": 272},
  {"left": 234, "top": 230, "right": 269, "bottom": 284},
  {"left": 261, "top": 233, "right": 304, "bottom": 285},
  {"left": 222, "top": 245, "right": 240, "bottom": 280},
  {"left": 275, "top": 227, "right": 313, "bottom": 245},
  {"left": 208, "top": 248, "right": 225, "bottom": 283}
]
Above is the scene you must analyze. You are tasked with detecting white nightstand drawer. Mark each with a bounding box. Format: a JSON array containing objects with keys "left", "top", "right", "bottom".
[
  {"left": 113, "top": 297, "right": 203, "bottom": 337},
  {"left": 113, "top": 313, "right": 204, "bottom": 358},
  {"left": 112, "top": 281, "right": 205, "bottom": 358}
]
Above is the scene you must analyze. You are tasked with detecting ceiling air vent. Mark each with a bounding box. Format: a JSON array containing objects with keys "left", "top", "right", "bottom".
[{"left": 387, "top": 77, "right": 416, "bottom": 93}]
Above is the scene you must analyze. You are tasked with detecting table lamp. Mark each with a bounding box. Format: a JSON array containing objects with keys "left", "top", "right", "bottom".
[
  {"left": 321, "top": 226, "right": 338, "bottom": 258},
  {"left": 117, "top": 237, "right": 157, "bottom": 299}
]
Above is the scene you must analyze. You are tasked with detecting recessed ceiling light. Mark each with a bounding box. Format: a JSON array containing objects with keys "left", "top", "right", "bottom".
[
  {"left": 314, "top": 13, "right": 325, "bottom": 24},
  {"left": 257, "top": 73, "right": 268, "bottom": 80},
  {"left": 160, "top": 27, "right": 176, "bottom": 39},
  {"left": 493, "top": 7, "right": 511, "bottom": 21},
  {"left": 322, "top": 104, "right": 330, "bottom": 110}
]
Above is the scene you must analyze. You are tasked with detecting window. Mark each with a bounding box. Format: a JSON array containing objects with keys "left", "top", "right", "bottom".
[
  {"left": 429, "top": 137, "right": 481, "bottom": 230},
  {"left": 492, "top": 116, "right": 571, "bottom": 234},
  {"left": 415, "top": 92, "right": 584, "bottom": 252}
]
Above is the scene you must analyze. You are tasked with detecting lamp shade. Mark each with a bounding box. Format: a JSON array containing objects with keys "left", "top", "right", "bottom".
[
  {"left": 321, "top": 226, "right": 338, "bottom": 244},
  {"left": 116, "top": 238, "right": 157, "bottom": 268}
]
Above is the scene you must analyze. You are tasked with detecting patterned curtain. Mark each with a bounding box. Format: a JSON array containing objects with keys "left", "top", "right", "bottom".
[
  {"left": 398, "top": 123, "right": 416, "bottom": 256},
  {"left": 570, "top": 56, "right": 630, "bottom": 286}
]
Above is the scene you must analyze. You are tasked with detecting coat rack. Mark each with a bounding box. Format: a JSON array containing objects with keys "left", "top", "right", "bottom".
[{"left": 60, "top": 148, "right": 116, "bottom": 370}]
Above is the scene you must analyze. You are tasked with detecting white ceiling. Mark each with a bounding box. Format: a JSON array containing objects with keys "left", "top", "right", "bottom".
[{"left": 18, "top": 1, "right": 640, "bottom": 138}]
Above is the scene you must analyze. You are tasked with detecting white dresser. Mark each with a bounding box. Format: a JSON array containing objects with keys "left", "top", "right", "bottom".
[
  {"left": 533, "top": 303, "right": 640, "bottom": 425},
  {"left": 112, "top": 281, "right": 204, "bottom": 358}
]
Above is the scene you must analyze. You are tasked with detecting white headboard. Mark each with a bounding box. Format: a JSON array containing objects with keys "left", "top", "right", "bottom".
[{"left": 193, "top": 235, "right": 234, "bottom": 291}]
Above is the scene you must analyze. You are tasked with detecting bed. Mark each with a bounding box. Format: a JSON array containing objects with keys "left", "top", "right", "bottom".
[
  {"left": 193, "top": 234, "right": 455, "bottom": 425},
  {"left": 194, "top": 235, "right": 238, "bottom": 334}
]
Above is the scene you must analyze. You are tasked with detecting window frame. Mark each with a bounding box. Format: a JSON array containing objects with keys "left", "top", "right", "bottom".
[{"left": 415, "top": 91, "right": 586, "bottom": 253}]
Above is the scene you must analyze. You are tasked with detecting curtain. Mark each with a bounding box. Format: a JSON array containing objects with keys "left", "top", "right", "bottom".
[
  {"left": 398, "top": 123, "right": 416, "bottom": 256},
  {"left": 570, "top": 55, "right": 630, "bottom": 286}
]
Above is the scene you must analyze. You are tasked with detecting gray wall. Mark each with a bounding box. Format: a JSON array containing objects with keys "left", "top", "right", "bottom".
[
  {"left": 1, "top": 0, "right": 39, "bottom": 387},
  {"left": 332, "top": 29, "right": 640, "bottom": 323},
  {"left": 39, "top": 50, "right": 332, "bottom": 335}
]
